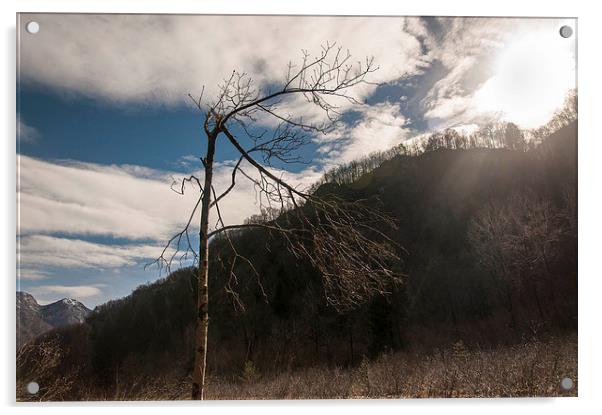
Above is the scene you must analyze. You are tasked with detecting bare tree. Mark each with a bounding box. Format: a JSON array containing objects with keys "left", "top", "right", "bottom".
[
  {"left": 529, "top": 89, "right": 577, "bottom": 143},
  {"left": 503, "top": 122, "right": 525, "bottom": 151},
  {"left": 468, "top": 193, "right": 565, "bottom": 327},
  {"left": 152, "top": 43, "right": 402, "bottom": 400},
  {"left": 467, "top": 201, "right": 519, "bottom": 328}
]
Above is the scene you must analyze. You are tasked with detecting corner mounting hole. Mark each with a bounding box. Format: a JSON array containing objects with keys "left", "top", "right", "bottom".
[
  {"left": 26, "top": 381, "right": 39, "bottom": 394},
  {"left": 560, "top": 377, "right": 574, "bottom": 391},
  {"left": 26, "top": 21, "right": 39, "bottom": 34},
  {"left": 559, "top": 25, "right": 573, "bottom": 38}
]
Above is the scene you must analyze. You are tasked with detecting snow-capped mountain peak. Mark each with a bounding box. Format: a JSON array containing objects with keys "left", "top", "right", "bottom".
[{"left": 17, "top": 292, "right": 91, "bottom": 348}]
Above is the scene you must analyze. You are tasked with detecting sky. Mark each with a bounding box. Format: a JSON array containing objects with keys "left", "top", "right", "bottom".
[{"left": 16, "top": 14, "right": 576, "bottom": 307}]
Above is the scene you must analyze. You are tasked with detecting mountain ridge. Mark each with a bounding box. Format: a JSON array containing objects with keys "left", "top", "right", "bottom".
[{"left": 17, "top": 291, "right": 91, "bottom": 348}]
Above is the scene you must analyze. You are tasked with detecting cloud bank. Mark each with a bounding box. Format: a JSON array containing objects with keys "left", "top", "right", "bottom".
[
  {"left": 19, "top": 14, "right": 428, "bottom": 107},
  {"left": 17, "top": 154, "right": 322, "bottom": 285}
]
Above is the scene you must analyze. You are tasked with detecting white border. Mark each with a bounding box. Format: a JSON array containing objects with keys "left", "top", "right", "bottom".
[{"left": 2, "top": 1, "right": 601, "bottom": 414}]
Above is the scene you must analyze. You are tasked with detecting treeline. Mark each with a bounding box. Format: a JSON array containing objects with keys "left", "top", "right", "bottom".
[
  {"left": 468, "top": 191, "right": 576, "bottom": 330},
  {"left": 311, "top": 90, "right": 577, "bottom": 191}
]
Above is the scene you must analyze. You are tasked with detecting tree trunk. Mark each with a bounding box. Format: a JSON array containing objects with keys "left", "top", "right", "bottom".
[{"left": 191, "top": 134, "right": 216, "bottom": 400}]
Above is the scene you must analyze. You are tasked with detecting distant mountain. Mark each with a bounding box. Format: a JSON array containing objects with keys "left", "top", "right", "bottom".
[
  {"left": 40, "top": 297, "right": 91, "bottom": 327},
  {"left": 16, "top": 292, "right": 52, "bottom": 349},
  {"left": 17, "top": 292, "right": 91, "bottom": 348}
]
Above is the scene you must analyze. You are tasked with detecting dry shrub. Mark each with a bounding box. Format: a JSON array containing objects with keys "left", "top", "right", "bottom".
[
  {"left": 17, "top": 334, "right": 577, "bottom": 401},
  {"left": 200, "top": 334, "right": 576, "bottom": 400}
]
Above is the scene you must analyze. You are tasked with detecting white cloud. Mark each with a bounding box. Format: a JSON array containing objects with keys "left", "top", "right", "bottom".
[
  {"left": 18, "top": 235, "right": 169, "bottom": 270},
  {"left": 19, "top": 155, "right": 192, "bottom": 240},
  {"left": 19, "top": 14, "right": 428, "bottom": 107},
  {"left": 420, "top": 18, "right": 576, "bottom": 130},
  {"left": 16, "top": 154, "right": 325, "bottom": 276},
  {"left": 451, "top": 124, "right": 479, "bottom": 135},
  {"left": 472, "top": 29, "right": 576, "bottom": 129},
  {"left": 423, "top": 56, "right": 476, "bottom": 120},
  {"left": 18, "top": 149, "right": 338, "bottom": 237},
  {"left": 18, "top": 268, "right": 51, "bottom": 281},
  {"left": 422, "top": 18, "right": 511, "bottom": 68},
  {"left": 30, "top": 285, "right": 102, "bottom": 304},
  {"left": 316, "top": 102, "right": 410, "bottom": 166},
  {"left": 17, "top": 116, "right": 40, "bottom": 143},
  {"left": 17, "top": 155, "right": 271, "bottom": 240}
]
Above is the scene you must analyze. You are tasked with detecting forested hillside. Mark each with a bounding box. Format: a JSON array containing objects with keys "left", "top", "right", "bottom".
[{"left": 17, "top": 121, "right": 577, "bottom": 400}]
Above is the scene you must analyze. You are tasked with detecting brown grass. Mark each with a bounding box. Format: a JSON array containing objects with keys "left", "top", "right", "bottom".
[{"left": 18, "top": 333, "right": 576, "bottom": 401}]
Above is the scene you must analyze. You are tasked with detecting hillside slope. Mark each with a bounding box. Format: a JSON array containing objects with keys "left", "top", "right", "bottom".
[{"left": 17, "top": 121, "right": 577, "bottom": 400}]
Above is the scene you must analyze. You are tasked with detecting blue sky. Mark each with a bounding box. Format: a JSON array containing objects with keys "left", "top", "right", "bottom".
[
  {"left": 16, "top": 14, "right": 576, "bottom": 307},
  {"left": 18, "top": 88, "right": 208, "bottom": 171}
]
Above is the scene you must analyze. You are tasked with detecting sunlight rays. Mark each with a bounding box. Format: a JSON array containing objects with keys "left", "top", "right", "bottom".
[{"left": 474, "top": 21, "right": 576, "bottom": 129}]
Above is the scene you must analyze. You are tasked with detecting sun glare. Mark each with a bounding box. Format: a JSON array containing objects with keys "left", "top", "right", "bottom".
[{"left": 474, "top": 24, "right": 575, "bottom": 129}]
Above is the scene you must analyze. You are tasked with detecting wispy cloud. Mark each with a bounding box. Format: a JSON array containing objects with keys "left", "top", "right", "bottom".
[
  {"left": 18, "top": 235, "right": 170, "bottom": 270},
  {"left": 16, "top": 154, "right": 323, "bottom": 284},
  {"left": 317, "top": 102, "right": 411, "bottom": 166},
  {"left": 174, "top": 154, "right": 201, "bottom": 170},
  {"left": 17, "top": 268, "right": 52, "bottom": 281},
  {"left": 17, "top": 116, "right": 40, "bottom": 143},
  {"left": 18, "top": 154, "right": 326, "bottom": 241},
  {"left": 18, "top": 155, "right": 191, "bottom": 240},
  {"left": 30, "top": 285, "right": 103, "bottom": 304}
]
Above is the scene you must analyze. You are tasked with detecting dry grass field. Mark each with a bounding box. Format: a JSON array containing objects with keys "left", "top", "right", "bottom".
[{"left": 18, "top": 334, "right": 577, "bottom": 401}]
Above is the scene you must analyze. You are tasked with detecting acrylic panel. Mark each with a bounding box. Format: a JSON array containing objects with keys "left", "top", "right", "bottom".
[{"left": 16, "top": 14, "right": 577, "bottom": 401}]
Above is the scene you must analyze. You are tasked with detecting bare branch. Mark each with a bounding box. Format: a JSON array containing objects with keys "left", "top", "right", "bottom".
[
  {"left": 146, "top": 193, "right": 203, "bottom": 273},
  {"left": 210, "top": 156, "right": 244, "bottom": 208},
  {"left": 214, "top": 43, "right": 377, "bottom": 131},
  {"left": 157, "top": 43, "right": 397, "bottom": 312},
  {"left": 221, "top": 126, "right": 309, "bottom": 199}
]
